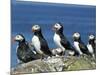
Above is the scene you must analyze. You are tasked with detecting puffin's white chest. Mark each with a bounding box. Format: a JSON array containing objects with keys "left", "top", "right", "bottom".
[
  {"left": 87, "top": 44, "right": 94, "bottom": 54},
  {"left": 73, "top": 42, "right": 83, "bottom": 55},
  {"left": 53, "top": 33, "right": 65, "bottom": 51},
  {"left": 32, "top": 35, "right": 43, "bottom": 54}
]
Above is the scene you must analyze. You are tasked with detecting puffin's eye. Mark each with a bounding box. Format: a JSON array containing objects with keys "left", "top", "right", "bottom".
[
  {"left": 76, "top": 33, "right": 79, "bottom": 36},
  {"left": 35, "top": 26, "right": 37, "bottom": 28},
  {"left": 17, "top": 35, "right": 19, "bottom": 38},
  {"left": 76, "top": 33, "right": 78, "bottom": 35},
  {"left": 35, "top": 25, "right": 38, "bottom": 28}
]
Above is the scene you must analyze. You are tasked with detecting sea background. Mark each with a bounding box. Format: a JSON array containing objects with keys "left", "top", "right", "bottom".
[{"left": 11, "top": 1, "right": 96, "bottom": 67}]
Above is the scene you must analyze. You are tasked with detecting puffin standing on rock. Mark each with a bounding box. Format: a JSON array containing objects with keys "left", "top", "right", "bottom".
[
  {"left": 52, "top": 22, "right": 78, "bottom": 56},
  {"left": 87, "top": 34, "right": 96, "bottom": 58},
  {"left": 31, "top": 25, "right": 52, "bottom": 59},
  {"left": 72, "top": 32, "right": 91, "bottom": 56},
  {"left": 14, "top": 34, "right": 39, "bottom": 63}
]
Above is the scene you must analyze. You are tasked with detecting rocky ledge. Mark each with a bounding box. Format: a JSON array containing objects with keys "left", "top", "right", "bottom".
[{"left": 11, "top": 55, "right": 96, "bottom": 75}]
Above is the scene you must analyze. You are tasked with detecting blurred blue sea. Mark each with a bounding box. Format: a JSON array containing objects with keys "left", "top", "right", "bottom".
[{"left": 11, "top": 1, "right": 96, "bottom": 67}]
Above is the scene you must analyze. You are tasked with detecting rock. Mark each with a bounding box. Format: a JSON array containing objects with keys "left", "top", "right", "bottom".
[
  {"left": 63, "top": 55, "right": 96, "bottom": 71},
  {"left": 11, "top": 55, "right": 96, "bottom": 75}
]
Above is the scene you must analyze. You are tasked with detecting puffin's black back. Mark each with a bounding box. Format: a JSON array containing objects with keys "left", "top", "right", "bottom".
[
  {"left": 39, "top": 36, "right": 52, "bottom": 56},
  {"left": 17, "top": 41, "right": 39, "bottom": 63},
  {"left": 79, "top": 40, "right": 91, "bottom": 55}
]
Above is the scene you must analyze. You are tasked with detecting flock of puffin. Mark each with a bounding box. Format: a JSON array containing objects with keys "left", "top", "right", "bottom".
[{"left": 13, "top": 22, "right": 96, "bottom": 63}]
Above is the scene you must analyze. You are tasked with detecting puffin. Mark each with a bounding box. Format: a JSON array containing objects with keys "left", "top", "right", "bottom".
[
  {"left": 72, "top": 32, "right": 91, "bottom": 56},
  {"left": 87, "top": 34, "right": 96, "bottom": 57},
  {"left": 31, "top": 25, "right": 52, "bottom": 58},
  {"left": 14, "top": 34, "right": 40, "bottom": 63},
  {"left": 52, "top": 22, "right": 78, "bottom": 56}
]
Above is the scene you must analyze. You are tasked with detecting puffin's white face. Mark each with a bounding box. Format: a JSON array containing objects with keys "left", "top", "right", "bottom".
[
  {"left": 15, "top": 35, "right": 24, "bottom": 41},
  {"left": 73, "top": 32, "right": 80, "bottom": 39},
  {"left": 89, "top": 35, "right": 95, "bottom": 40},
  {"left": 32, "top": 25, "right": 40, "bottom": 32},
  {"left": 53, "top": 23, "right": 62, "bottom": 30}
]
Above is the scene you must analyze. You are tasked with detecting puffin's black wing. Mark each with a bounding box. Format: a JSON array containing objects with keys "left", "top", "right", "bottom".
[
  {"left": 17, "top": 42, "right": 39, "bottom": 63},
  {"left": 17, "top": 43, "right": 31, "bottom": 63},
  {"left": 79, "top": 41, "right": 90, "bottom": 55},
  {"left": 91, "top": 41, "right": 96, "bottom": 54},
  {"left": 60, "top": 35, "right": 74, "bottom": 50},
  {"left": 17, "top": 46, "right": 26, "bottom": 62},
  {"left": 40, "top": 37, "right": 52, "bottom": 56}
]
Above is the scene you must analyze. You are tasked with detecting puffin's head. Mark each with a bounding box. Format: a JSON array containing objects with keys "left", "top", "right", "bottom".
[
  {"left": 89, "top": 34, "right": 95, "bottom": 40},
  {"left": 32, "top": 25, "right": 41, "bottom": 32},
  {"left": 14, "top": 34, "right": 25, "bottom": 42},
  {"left": 53, "top": 22, "right": 63, "bottom": 32},
  {"left": 73, "top": 32, "right": 81, "bottom": 40}
]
